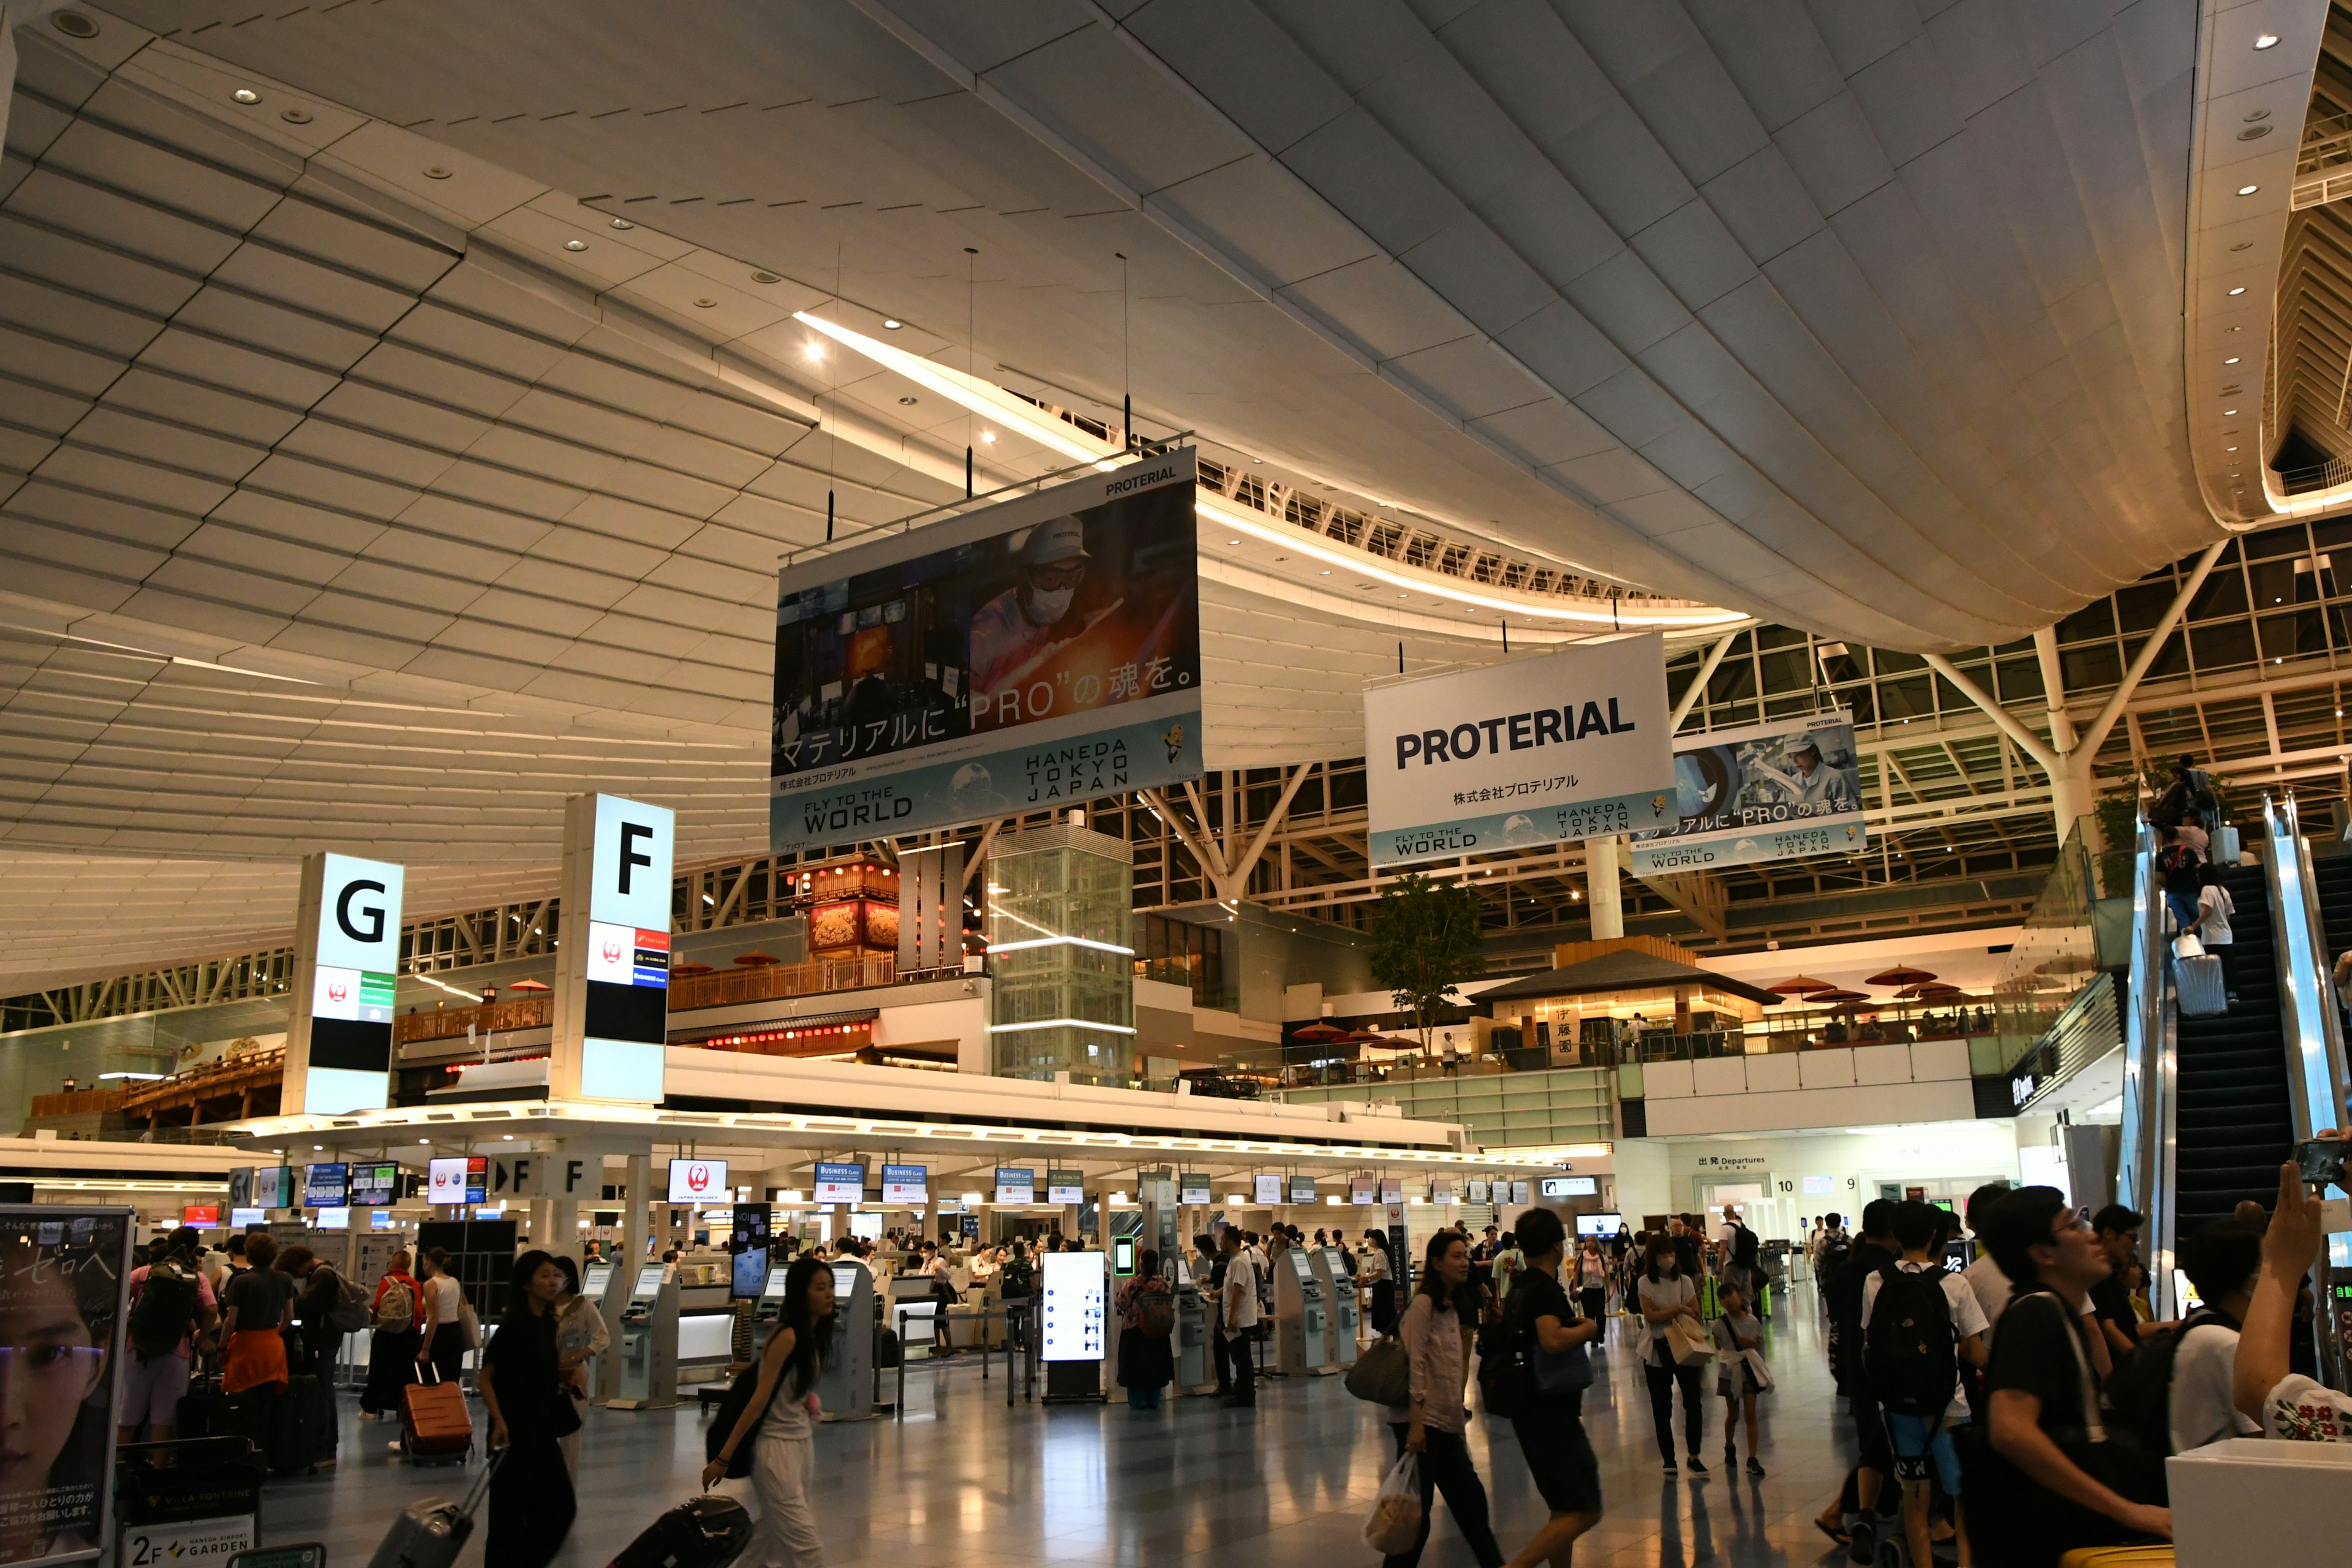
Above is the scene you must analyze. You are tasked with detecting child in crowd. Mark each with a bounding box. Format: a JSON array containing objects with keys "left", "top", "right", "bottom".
[{"left": 1712, "top": 1282, "right": 1771, "bottom": 1477}]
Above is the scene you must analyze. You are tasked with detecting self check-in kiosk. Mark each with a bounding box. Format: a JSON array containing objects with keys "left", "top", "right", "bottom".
[
  {"left": 611, "top": 1264, "right": 679, "bottom": 1409},
  {"left": 1273, "top": 1246, "right": 1332, "bottom": 1376},
  {"left": 814, "top": 1259, "right": 873, "bottom": 1420},
  {"left": 578, "top": 1262, "right": 614, "bottom": 1399},
  {"left": 1313, "top": 1248, "right": 1360, "bottom": 1366},
  {"left": 1171, "top": 1254, "right": 1213, "bottom": 1392}
]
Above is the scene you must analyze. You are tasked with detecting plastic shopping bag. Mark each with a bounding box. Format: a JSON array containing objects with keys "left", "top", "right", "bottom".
[{"left": 1362, "top": 1450, "right": 1423, "bottom": 1555}]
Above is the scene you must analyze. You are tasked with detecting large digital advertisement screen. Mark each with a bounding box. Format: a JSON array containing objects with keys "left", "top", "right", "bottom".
[
  {"left": 1039, "top": 1250, "right": 1105, "bottom": 1363},
  {"left": 1627, "top": 710, "right": 1866, "bottom": 875},
  {"left": 0, "top": 1206, "right": 131, "bottom": 1568},
  {"left": 1363, "top": 636, "right": 1674, "bottom": 864},
  {"left": 772, "top": 453, "right": 1204, "bottom": 853}
]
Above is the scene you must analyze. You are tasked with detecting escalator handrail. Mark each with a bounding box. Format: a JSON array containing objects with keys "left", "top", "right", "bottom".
[
  {"left": 2264, "top": 794, "right": 2350, "bottom": 1148},
  {"left": 2117, "top": 816, "right": 2166, "bottom": 1308}
]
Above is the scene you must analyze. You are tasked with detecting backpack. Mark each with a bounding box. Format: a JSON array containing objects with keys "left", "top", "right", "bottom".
[
  {"left": 1133, "top": 1282, "right": 1175, "bottom": 1336},
  {"left": 323, "top": 1270, "right": 371, "bottom": 1335},
  {"left": 1819, "top": 1232, "right": 1852, "bottom": 1279},
  {"left": 1864, "top": 1263, "right": 1959, "bottom": 1418},
  {"left": 374, "top": 1275, "right": 417, "bottom": 1332},
  {"left": 2105, "top": 1308, "right": 2230, "bottom": 1460},
  {"left": 1732, "top": 1224, "right": 1759, "bottom": 1272},
  {"left": 129, "top": 1256, "right": 202, "bottom": 1360}
]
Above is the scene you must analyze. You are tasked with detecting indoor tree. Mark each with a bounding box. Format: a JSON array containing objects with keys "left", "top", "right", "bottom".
[{"left": 1366, "top": 872, "right": 1488, "bottom": 1058}]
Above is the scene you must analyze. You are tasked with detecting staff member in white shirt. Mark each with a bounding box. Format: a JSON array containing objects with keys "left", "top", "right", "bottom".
[{"left": 1219, "top": 1229, "right": 1260, "bottom": 1408}]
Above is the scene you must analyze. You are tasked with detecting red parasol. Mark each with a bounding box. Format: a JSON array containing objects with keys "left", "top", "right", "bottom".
[
  {"left": 1290, "top": 1020, "right": 1351, "bottom": 1041},
  {"left": 1866, "top": 965, "right": 1937, "bottom": 988},
  {"left": 733, "top": 952, "right": 781, "bottom": 967},
  {"left": 671, "top": 962, "right": 715, "bottom": 978},
  {"left": 1768, "top": 974, "right": 1836, "bottom": 996}
]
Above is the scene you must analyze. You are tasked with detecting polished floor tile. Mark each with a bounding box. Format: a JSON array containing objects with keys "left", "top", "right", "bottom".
[{"left": 254, "top": 1286, "right": 1863, "bottom": 1567}]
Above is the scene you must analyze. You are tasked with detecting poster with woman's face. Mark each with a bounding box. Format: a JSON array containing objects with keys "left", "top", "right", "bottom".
[{"left": 0, "top": 1210, "right": 129, "bottom": 1567}]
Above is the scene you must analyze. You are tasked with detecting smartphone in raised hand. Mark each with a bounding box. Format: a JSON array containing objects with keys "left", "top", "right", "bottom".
[{"left": 2294, "top": 1137, "right": 2348, "bottom": 1189}]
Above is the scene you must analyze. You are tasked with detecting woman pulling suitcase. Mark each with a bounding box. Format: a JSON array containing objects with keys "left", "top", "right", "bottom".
[
  {"left": 703, "top": 1256, "right": 837, "bottom": 1568},
  {"left": 476, "top": 1251, "right": 578, "bottom": 1568}
]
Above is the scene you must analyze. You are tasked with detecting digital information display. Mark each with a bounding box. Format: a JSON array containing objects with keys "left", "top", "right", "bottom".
[
  {"left": 252, "top": 1167, "right": 293, "bottom": 1210},
  {"left": 731, "top": 1250, "right": 770, "bottom": 1300},
  {"left": 1540, "top": 1175, "right": 1597, "bottom": 1198},
  {"left": 1575, "top": 1212, "right": 1624, "bottom": 1237},
  {"left": 1289, "top": 1176, "right": 1316, "bottom": 1204},
  {"left": 881, "top": 1164, "right": 928, "bottom": 1205},
  {"left": 371, "top": 1210, "right": 397, "bottom": 1229},
  {"left": 1509, "top": 1181, "right": 1531, "bottom": 1206},
  {"left": 1379, "top": 1178, "right": 1403, "bottom": 1205},
  {"left": 1180, "top": 1173, "right": 1212, "bottom": 1205},
  {"left": 762, "top": 1264, "right": 790, "bottom": 1301},
  {"left": 231, "top": 1208, "right": 263, "bottom": 1228},
  {"left": 303, "top": 1163, "right": 348, "bottom": 1208},
  {"left": 812, "top": 1162, "right": 864, "bottom": 1205},
  {"left": 316, "top": 1207, "right": 350, "bottom": 1231},
  {"left": 1253, "top": 1174, "right": 1282, "bottom": 1205},
  {"left": 584, "top": 1262, "right": 612, "bottom": 1299},
  {"left": 1351, "top": 1177, "right": 1376, "bottom": 1205},
  {"left": 1469, "top": 1180, "right": 1490, "bottom": 1203},
  {"left": 1039, "top": 1251, "right": 1105, "bottom": 1363},
  {"left": 849, "top": 1210, "right": 883, "bottom": 1241},
  {"left": 1046, "top": 1169, "right": 1084, "bottom": 1205},
  {"left": 633, "top": 1266, "right": 665, "bottom": 1300},
  {"left": 349, "top": 1163, "right": 399, "bottom": 1206},
  {"left": 995, "top": 1168, "right": 1035, "bottom": 1205},
  {"left": 182, "top": 1205, "right": 220, "bottom": 1227},
  {"left": 427, "top": 1157, "right": 486, "bottom": 1205},
  {"left": 1431, "top": 1177, "right": 1454, "bottom": 1203},
  {"left": 668, "top": 1158, "right": 728, "bottom": 1203}
]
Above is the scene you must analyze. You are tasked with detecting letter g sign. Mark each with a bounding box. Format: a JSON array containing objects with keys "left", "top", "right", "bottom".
[{"left": 336, "top": 878, "right": 386, "bottom": 944}]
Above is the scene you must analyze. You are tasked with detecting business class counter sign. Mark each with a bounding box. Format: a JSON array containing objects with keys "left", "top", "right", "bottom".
[
  {"left": 1363, "top": 636, "right": 1674, "bottom": 865},
  {"left": 771, "top": 454, "right": 1204, "bottom": 854},
  {"left": 1627, "top": 710, "right": 1866, "bottom": 875}
]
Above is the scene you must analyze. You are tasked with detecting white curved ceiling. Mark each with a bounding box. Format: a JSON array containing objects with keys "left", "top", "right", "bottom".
[
  {"left": 0, "top": 0, "right": 2313, "bottom": 982},
  {"left": 80, "top": 0, "right": 2237, "bottom": 651}
]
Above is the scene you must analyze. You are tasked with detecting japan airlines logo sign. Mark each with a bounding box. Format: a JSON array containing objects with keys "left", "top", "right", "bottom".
[{"left": 681, "top": 1163, "right": 712, "bottom": 1194}]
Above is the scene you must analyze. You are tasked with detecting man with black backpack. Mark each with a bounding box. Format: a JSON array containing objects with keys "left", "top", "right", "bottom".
[
  {"left": 1861, "top": 1201, "right": 1989, "bottom": 1568},
  {"left": 1812, "top": 1203, "right": 1894, "bottom": 1559},
  {"left": 119, "top": 1226, "right": 219, "bottom": 1447}
]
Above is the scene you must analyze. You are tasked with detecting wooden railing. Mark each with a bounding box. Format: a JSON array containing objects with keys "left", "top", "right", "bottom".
[
  {"left": 669, "top": 954, "right": 895, "bottom": 1011},
  {"left": 119, "top": 1048, "right": 286, "bottom": 1119},
  {"left": 394, "top": 995, "right": 553, "bottom": 1044},
  {"left": 29, "top": 1087, "right": 127, "bottom": 1119}
]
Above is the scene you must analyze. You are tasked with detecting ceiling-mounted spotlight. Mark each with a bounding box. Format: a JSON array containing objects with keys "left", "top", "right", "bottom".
[
  {"left": 2236, "top": 184, "right": 2260, "bottom": 196},
  {"left": 2255, "top": 32, "right": 2280, "bottom": 48},
  {"left": 882, "top": 319, "right": 903, "bottom": 330}
]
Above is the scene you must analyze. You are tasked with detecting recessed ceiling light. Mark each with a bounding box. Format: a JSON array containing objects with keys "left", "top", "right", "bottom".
[
  {"left": 981, "top": 431, "right": 996, "bottom": 443},
  {"left": 2228, "top": 446, "right": 2239, "bottom": 452},
  {"left": 1320, "top": 570, "right": 1331, "bottom": 576},
  {"left": 610, "top": 218, "right": 635, "bottom": 230},
  {"left": 2225, "top": 357, "right": 2240, "bottom": 364},
  {"left": 2255, "top": 32, "right": 2280, "bottom": 48},
  {"left": 1226, "top": 538, "right": 1240, "bottom": 546},
  {"left": 882, "top": 319, "right": 902, "bottom": 330},
  {"left": 2230, "top": 241, "right": 2254, "bottom": 252},
  {"left": 2230, "top": 286, "right": 2248, "bottom": 296},
  {"left": 898, "top": 395, "right": 916, "bottom": 405},
  {"left": 2237, "top": 184, "right": 2260, "bottom": 196},
  {"left": 232, "top": 88, "right": 260, "bottom": 104},
  {"left": 564, "top": 239, "right": 587, "bottom": 252},
  {"left": 805, "top": 343, "right": 824, "bottom": 361}
]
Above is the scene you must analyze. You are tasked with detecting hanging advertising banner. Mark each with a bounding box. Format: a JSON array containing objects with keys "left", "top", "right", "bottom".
[
  {"left": 1363, "top": 636, "right": 1673, "bottom": 865},
  {"left": 0, "top": 1205, "right": 131, "bottom": 1568},
  {"left": 1627, "top": 709, "right": 1866, "bottom": 875},
  {"left": 771, "top": 452, "right": 1204, "bottom": 854}
]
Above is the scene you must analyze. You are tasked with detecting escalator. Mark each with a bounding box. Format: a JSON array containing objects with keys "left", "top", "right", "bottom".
[
  {"left": 2169, "top": 861, "right": 2297, "bottom": 1235},
  {"left": 2313, "top": 853, "right": 2352, "bottom": 974}
]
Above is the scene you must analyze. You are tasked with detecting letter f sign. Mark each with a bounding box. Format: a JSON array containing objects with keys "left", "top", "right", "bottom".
[{"left": 618, "top": 821, "right": 654, "bottom": 893}]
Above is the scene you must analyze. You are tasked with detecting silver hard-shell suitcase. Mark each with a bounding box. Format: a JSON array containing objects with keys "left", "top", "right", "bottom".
[
  {"left": 2177, "top": 952, "right": 2228, "bottom": 1017},
  {"left": 366, "top": 1447, "right": 502, "bottom": 1568}
]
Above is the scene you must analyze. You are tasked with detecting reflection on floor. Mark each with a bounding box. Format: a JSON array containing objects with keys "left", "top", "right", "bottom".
[{"left": 262, "top": 1286, "right": 1858, "bottom": 1567}]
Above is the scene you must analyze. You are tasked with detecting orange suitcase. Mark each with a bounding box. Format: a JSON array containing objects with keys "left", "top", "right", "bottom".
[{"left": 399, "top": 1363, "right": 473, "bottom": 1464}]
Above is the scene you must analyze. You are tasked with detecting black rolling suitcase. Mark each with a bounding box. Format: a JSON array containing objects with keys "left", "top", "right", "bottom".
[{"left": 609, "top": 1496, "right": 755, "bottom": 1568}]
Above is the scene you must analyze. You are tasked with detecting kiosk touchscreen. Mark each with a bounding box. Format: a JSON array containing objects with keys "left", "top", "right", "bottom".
[
  {"left": 1273, "top": 1246, "right": 1330, "bottom": 1375},
  {"left": 748, "top": 1259, "right": 792, "bottom": 1358},
  {"left": 612, "top": 1265, "right": 679, "bottom": 1409},
  {"left": 1312, "top": 1247, "right": 1360, "bottom": 1367}
]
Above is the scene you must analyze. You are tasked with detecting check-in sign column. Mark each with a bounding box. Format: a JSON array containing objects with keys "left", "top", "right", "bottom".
[
  {"left": 551, "top": 793, "right": 676, "bottom": 1103},
  {"left": 286, "top": 852, "right": 405, "bottom": 1115}
]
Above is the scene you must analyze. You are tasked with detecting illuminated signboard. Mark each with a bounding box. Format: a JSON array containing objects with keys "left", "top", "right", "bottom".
[
  {"left": 810, "top": 1163, "right": 863, "bottom": 1205},
  {"left": 1351, "top": 1177, "right": 1376, "bottom": 1205},
  {"left": 1181, "top": 1174, "right": 1212, "bottom": 1205},
  {"left": 290, "top": 851, "right": 405, "bottom": 1114},
  {"left": 668, "top": 1158, "right": 729, "bottom": 1203},
  {"left": 1469, "top": 1180, "right": 1490, "bottom": 1203},
  {"left": 1379, "top": 1177, "right": 1402, "bottom": 1205},
  {"left": 995, "top": 1168, "right": 1035, "bottom": 1205},
  {"left": 252, "top": 1167, "right": 294, "bottom": 1210},
  {"left": 182, "top": 1205, "right": 221, "bottom": 1227},
  {"left": 1253, "top": 1174, "right": 1282, "bottom": 1205},
  {"left": 1289, "top": 1176, "right": 1317, "bottom": 1205},
  {"left": 1510, "top": 1181, "right": 1531, "bottom": 1206},
  {"left": 565, "top": 793, "right": 676, "bottom": 1103},
  {"left": 1046, "top": 1170, "right": 1084, "bottom": 1205},
  {"left": 1540, "top": 1175, "right": 1598, "bottom": 1199},
  {"left": 881, "top": 1165, "right": 928, "bottom": 1205},
  {"left": 1039, "top": 1251, "right": 1106, "bottom": 1363}
]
